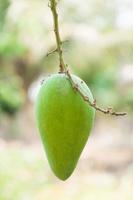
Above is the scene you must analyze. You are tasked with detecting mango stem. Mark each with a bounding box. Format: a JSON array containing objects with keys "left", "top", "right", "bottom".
[{"left": 49, "top": 0, "right": 66, "bottom": 73}]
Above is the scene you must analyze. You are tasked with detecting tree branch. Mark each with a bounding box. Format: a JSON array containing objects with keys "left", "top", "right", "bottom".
[{"left": 48, "top": 0, "right": 127, "bottom": 117}]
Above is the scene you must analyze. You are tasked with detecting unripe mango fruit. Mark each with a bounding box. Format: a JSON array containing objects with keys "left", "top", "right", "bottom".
[{"left": 35, "top": 73, "right": 95, "bottom": 180}]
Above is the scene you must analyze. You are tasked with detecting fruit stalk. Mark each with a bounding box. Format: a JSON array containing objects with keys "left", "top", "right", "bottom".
[
  {"left": 48, "top": 0, "right": 127, "bottom": 117},
  {"left": 49, "top": 0, "right": 65, "bottom": 73}
]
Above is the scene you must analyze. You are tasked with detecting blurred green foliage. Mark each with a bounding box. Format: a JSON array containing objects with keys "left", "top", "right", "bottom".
[
  {"left": 0, "top": 33, "right": 26, "bottom": 58},
  {"left": 0, "top": 0, "right": 10, "bottom": 30},
  {"left": 0, "top": 73, "right": 24, "bottom": 115}
]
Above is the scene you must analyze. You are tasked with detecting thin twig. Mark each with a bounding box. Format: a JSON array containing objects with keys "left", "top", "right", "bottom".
[
  {"left": 46, "top": 48, "right": 58, "bottom": 57},
  {"left": 49, "top": 0, "right": 66, "bottom": 72}
]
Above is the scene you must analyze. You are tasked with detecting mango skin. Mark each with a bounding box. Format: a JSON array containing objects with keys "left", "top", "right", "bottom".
[{"left": 36, "top": 73, "right": 95, "bottom": 180}]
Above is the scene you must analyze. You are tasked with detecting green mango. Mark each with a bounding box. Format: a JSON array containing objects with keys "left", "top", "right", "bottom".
[{"left": 35, "top": 73, "right": 95, "bottom": 180}]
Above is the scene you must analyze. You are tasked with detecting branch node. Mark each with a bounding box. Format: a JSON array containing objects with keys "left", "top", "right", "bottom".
[{"left": 84, "top": 96, "right": 89, "bottom": 101}]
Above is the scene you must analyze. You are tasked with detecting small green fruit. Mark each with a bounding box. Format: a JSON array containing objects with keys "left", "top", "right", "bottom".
[{"left": 36, "top": 73, "right": 95, "bottom": 180}]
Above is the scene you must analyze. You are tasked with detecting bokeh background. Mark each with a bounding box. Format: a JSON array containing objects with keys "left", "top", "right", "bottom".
[{"left": 0, "top": 0, "right": 133, "bottom": 199}]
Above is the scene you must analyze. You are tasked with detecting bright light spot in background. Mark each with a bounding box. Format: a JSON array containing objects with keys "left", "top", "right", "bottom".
[
  {"left": 8, "top": 0, "right": 28, "bottom": 23},
  {"left": 120, "top": 65, "right": 133, "bottom": 84},
  {"left": 117, "top": 11, "right": 133, "bottom": 29},
  {"left": 28, "top": 77, "right": 42, "bottom": 103}
]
